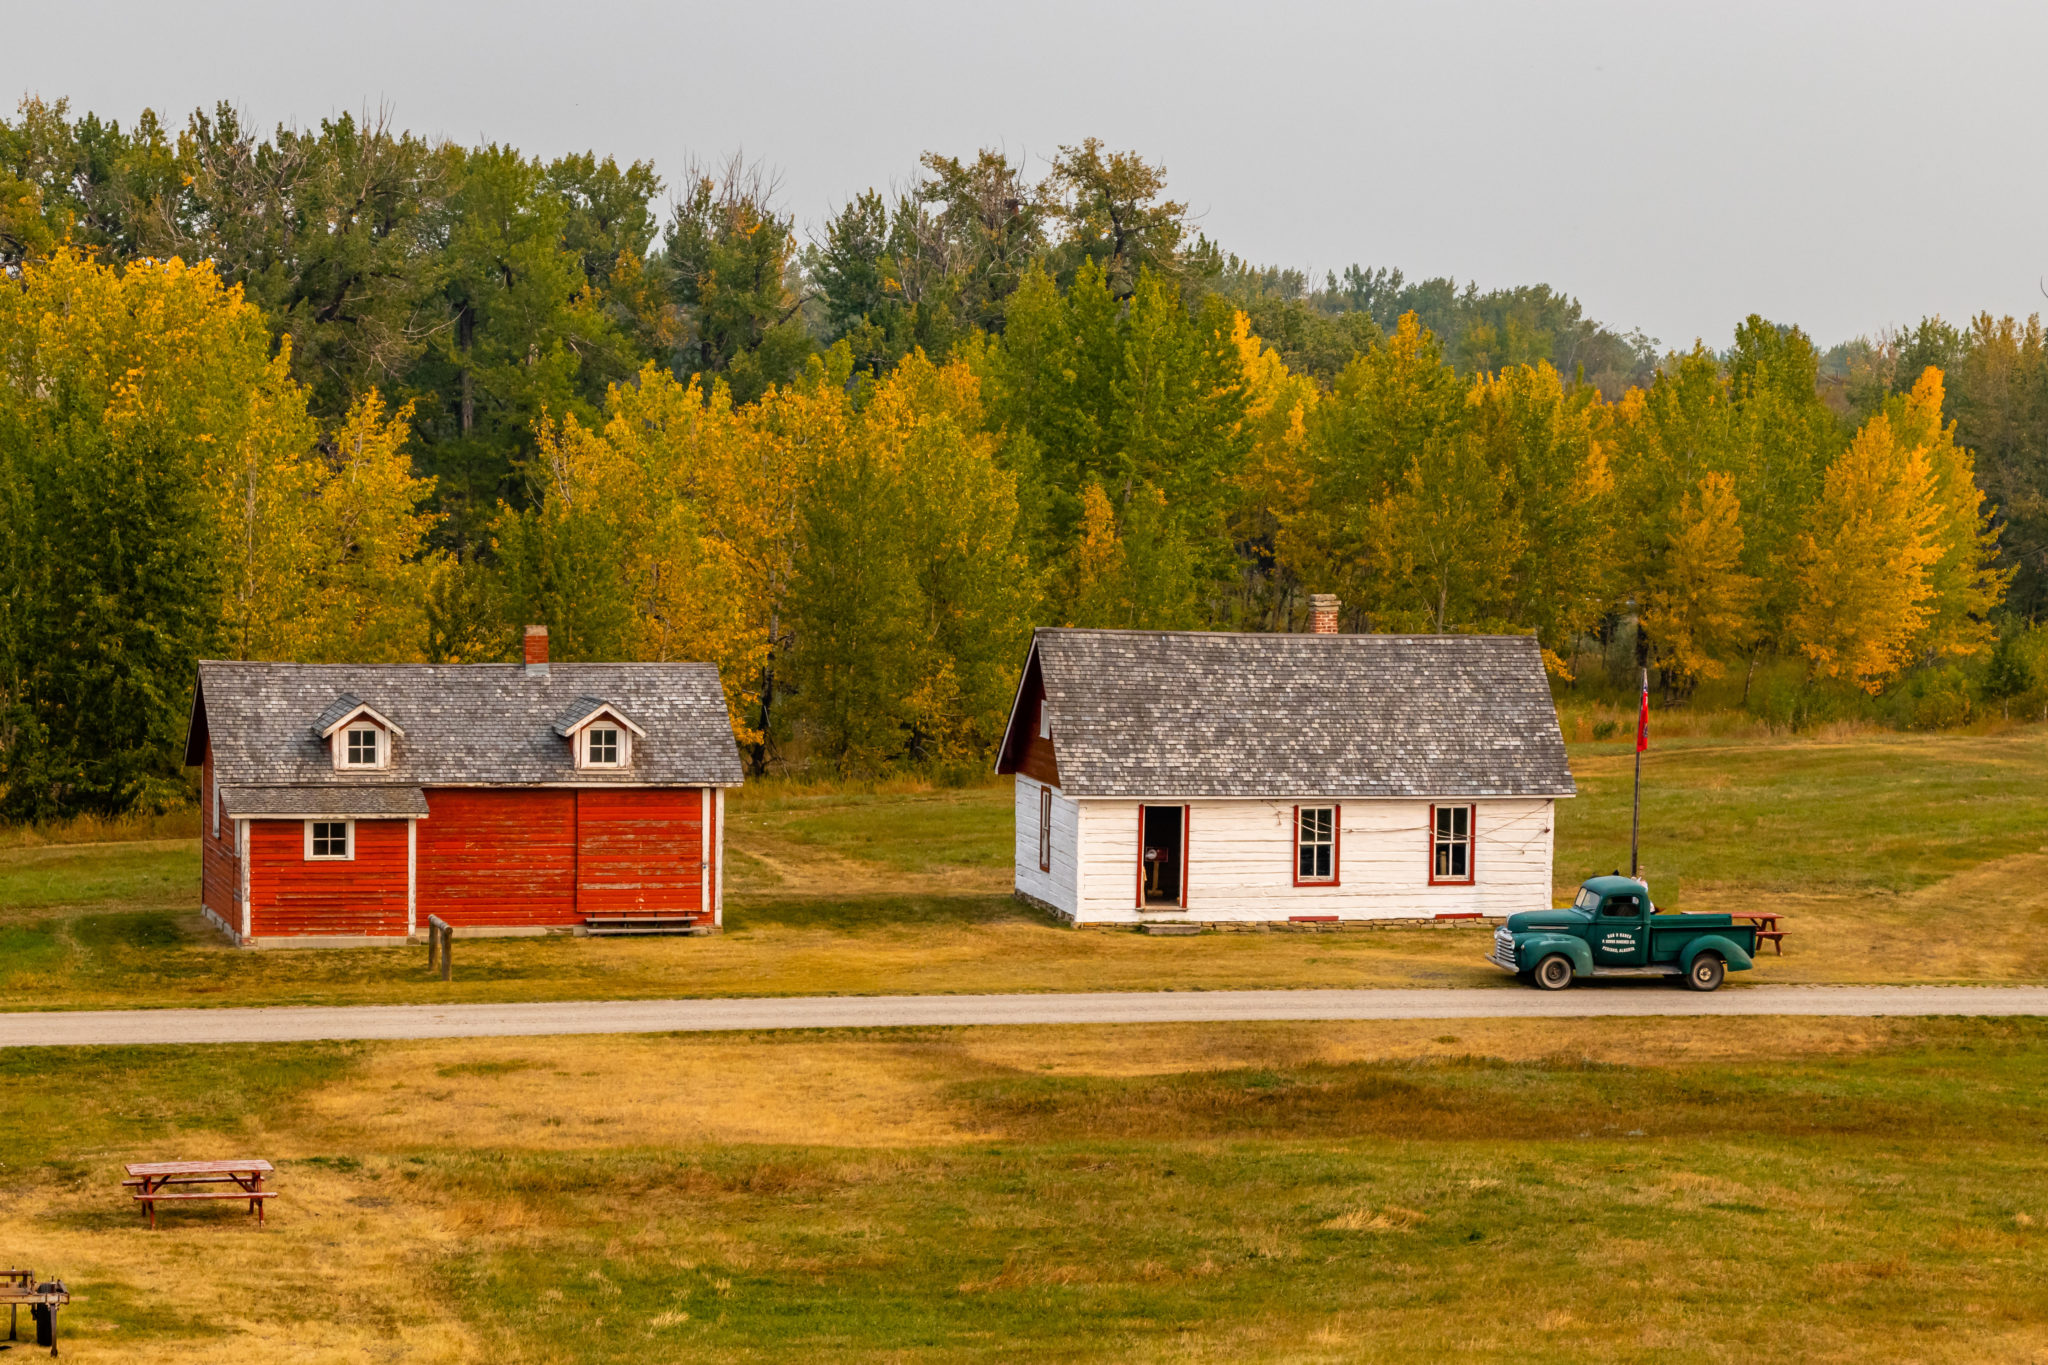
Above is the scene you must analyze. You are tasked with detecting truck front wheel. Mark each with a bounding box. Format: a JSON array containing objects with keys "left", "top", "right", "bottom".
[
  {"left": 1685, "top": 953, "right": 1725, "bottom": 992},
  {"left": 1532, "top": 954, "right": 1575, "bottom": 991}
]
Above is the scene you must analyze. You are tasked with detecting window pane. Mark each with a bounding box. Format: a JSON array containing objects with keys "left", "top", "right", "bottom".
[
  {"left": 1436, "top": 807, "right": 1451, "bottom": 837},
  {"left": 1450, "top": 844, "right": 1467, "bottom": 878},
  {"left": 1315, "top": 845, "right": 1332, "bottom": 879},
  {"left": 1451, "top": 806, "right": 1468, "bottom": 837},
  {"left": 1299, "top": 846, "right": 1315, "bottom": 878}
]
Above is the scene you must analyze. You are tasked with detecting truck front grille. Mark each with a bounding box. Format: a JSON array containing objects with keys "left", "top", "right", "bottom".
[{"left": 1489, "top": 926, "right": 1518, "bottom": 971}]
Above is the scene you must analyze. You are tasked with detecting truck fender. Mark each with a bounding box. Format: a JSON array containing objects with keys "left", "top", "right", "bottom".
[
  {"left": 1519, "top": 934, "right": 1592, "bottom": 978},
  {"left": 1681, "top": 936, "right": 1753, "bottom": 974}
]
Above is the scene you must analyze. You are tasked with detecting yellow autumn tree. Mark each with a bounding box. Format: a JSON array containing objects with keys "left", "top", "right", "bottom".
[
  {"left": 1229, "top": 310, "right": 1319, "bottom": 620},
  {"left": 1787, "top": 412, "right": 1942, "bottom": 691},
  {"left": 1069, "top": 479, "right": 1133, "bottom": 626},
  {"left": 1464, "top": 361, "right": 1613, "bottom": 672},
  {"left": 1638, "top": 473, "right": 1758, "bottom": 685},
  {"left": 221, "top": 385, "right": 440, "bottom": 663},
  {"left": 1887, "top": 367, "right": 2008, "bottom": 659},
  {"left": 1280, "top": 312, "right": 1473, "bottom": 629},
  {"left": 513, "top": 360, "right": 835, "bottom": 748}
]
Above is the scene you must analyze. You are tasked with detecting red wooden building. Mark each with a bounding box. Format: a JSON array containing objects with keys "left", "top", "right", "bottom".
[{"left": 183, "top": 627, "right": 744, "bottom": 947}]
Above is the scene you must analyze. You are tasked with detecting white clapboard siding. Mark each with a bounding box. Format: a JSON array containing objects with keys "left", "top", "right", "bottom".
[
  {"left": 1060, "top": 797, "right": 1555, "bottom": 924},
  {"left": 1012, "top": 776, "right": 1080, "bottom": 917}
]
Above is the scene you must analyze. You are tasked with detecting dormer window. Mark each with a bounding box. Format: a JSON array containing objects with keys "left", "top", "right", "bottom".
[
  {"left": 345, "top": 727, "right": 381, "bottom": 767},
  {"left": 312, "top": 697, "right": 402, "bottom": 772},
  {"left": 554, "top": 696, "right": 644, "bottom": 771}
]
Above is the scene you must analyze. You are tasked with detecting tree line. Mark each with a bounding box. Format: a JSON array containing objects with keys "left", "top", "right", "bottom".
[{"left": 0, "top": 97, "right": 2035, "bottom": 817}]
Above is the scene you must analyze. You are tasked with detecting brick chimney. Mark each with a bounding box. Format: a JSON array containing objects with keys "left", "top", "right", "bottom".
[
  {"left": 1309, "top": 594, "right": 1341, "bottom": 635},
  {"left": 524, "top": 624, "right": 550, "bottom": 676}
]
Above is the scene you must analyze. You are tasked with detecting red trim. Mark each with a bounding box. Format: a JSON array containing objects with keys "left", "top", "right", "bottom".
[
  {"left": 1434, "top": 912, "right": 1483, "bottom": 920},
  {"left": 1291, "top": 803, "right": 1342, "bottom": 886},
  {"left": 1427, "top": 803, "right": 1476, "bottom": 885},
  {"left": 1135, "top": 803, "right": 1192, "bottom": 909},
  {"left": 1181, "top": 805, "right": 1191, "bottom": 909},
  {"left": 1135, "top": 805, "right": 1145, "bottom": 908}
]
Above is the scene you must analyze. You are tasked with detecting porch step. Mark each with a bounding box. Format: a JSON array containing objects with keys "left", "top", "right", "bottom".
[
  {"left": 1140, "top": 923, "right": 1201, "bottom": 936},
  {"left": 582, "top": 917, "right": 716, "bottom": 937}
]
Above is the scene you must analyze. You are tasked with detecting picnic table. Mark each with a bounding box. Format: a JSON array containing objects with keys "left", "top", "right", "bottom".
[
  {"left": 123, "top": 1160, "right": 276, "bottom": 1229},
  {"left": 1733, "top": 911, "right": 1786, "bottom": 955},
  {"left": 0, "top": 1268, "right": 68, "bottom": 1355}
]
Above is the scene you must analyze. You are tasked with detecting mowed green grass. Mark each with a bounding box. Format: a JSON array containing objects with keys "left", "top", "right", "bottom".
[
  {"left": 3, "top": 1019, "right": 2045, "bottom": 1361},
  {"left": 2, "top": 726, "right": 2047, "bottom": 1009},
  {"left": 1564, "top": 728, "right": 2048, "bottom": 897}
]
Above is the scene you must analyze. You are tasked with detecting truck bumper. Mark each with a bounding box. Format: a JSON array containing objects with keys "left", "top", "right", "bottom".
[{"left": 1488, "top": 928, "right": 1520, "bottom": 973}]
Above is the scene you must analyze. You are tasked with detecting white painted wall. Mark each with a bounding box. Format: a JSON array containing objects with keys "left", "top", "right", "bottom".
[
  {"left": 1017, "top": 796, "right": 1557, "bottom": 925},
  {"left": 1012, "top": 776, "right": 1080, "bottom": 918}
]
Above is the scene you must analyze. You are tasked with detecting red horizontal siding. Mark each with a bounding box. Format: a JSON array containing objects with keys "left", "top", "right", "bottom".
[
  {"left": 246, "top": 820, "right": 408, "bottom": 938},
  {"left": 199, "top": 750, "right": 239, "bottom": 929},
  {"left": 576, "top": 788, "right": 705, "bottom": 917},
  {"left": 417, "top": 789, "right": 575, "bottom": 927}
]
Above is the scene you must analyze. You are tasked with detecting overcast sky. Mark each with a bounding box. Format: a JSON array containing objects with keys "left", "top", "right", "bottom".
[{"left": 7, "top": 1, "right": 2044, "bottom": 350}]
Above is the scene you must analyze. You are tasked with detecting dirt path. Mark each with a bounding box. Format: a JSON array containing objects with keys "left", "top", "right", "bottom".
[{"left": 3, "top": 984, "right": 2046, "bottom": 1046}]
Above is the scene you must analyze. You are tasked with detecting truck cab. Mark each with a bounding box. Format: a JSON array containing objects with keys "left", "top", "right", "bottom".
[{"left": 1488, "top": 875, "right": 1758, "bottom": 992}]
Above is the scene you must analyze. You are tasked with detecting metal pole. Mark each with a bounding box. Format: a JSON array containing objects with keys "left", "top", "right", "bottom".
[{"left": 1630, "top": 666, "right": 1645, "bottom": 879}]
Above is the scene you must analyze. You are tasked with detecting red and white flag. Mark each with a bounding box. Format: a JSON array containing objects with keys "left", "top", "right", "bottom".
[{"left": 1636, "top": 675, "right": 1650, "bottom": 753}]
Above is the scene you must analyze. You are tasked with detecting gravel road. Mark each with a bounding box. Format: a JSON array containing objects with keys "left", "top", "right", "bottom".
[{"left": 1, "top": 984, "right": 2043, "bottom": 1046}]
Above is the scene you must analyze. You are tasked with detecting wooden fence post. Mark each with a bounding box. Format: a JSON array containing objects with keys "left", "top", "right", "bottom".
[{"left": 428, "top": 916, "right": 452, "bottom": 981}]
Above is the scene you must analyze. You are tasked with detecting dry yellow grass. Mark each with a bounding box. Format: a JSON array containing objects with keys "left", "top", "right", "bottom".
[{"left": 4, "top": 1017, "right": 2046, "bottom": 1361}]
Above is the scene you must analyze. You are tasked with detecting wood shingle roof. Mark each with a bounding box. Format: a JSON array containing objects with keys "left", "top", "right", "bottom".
[
  {"left": 187, "top": 661, "right": 744, "bottom": 790},
  {"left": 1016, "top": 628, "right": 1574, "bottom": 799}
]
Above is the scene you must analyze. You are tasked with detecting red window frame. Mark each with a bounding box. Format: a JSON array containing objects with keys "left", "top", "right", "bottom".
[
  {"left": 1037, "top": 785, "right": 1053, "bottom": 873},
  {"left": 1428, "top": 803, "right": 1475, "bottom": 885},
  {"left": 1291, "top": 804, "right": 1341, "bottom": 886},
  {"left": 1134, "top": 804, "right": 1191, "bottom": 909}
]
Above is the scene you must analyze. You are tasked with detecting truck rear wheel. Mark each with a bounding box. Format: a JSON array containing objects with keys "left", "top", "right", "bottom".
[
  {"left": 1532, "top": 954, "right": 1574, "bottom": 991},
  {"left": 1685, "top": 953, "right": 1725, "bottom": 992}
]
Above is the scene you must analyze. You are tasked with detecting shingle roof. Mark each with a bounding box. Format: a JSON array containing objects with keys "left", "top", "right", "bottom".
[
  {"left": 1013, "top": 628, "right": 1573, "bottom": 799},
  {"left": 310, "top": 695, "right": 366, "bottom": 739},
  {"left": 188, "top": 662, "right": 744, "bottom": 789},
  {"left": 220, "top": 786, "right": 431, "bottom": 818}
]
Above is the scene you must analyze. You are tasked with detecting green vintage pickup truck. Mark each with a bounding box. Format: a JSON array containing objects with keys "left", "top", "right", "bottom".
[{"left": 1489, "top": 874, "right": 1758, "bottom": 991}]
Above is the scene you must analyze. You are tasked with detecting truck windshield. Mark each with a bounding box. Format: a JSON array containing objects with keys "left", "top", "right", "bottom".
[{"left": 1573, "top": 887, "right": 1600, "bottom": 911}]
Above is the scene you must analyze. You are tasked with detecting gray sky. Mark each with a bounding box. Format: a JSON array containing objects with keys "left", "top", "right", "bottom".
[{"left": 8, "top": 0, "right": 2044, "bottom": 350}]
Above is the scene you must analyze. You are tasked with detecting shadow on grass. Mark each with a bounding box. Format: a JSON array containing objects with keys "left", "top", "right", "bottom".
[{"left": 725, "top": 893, "right": 1061, "bottom": 934}]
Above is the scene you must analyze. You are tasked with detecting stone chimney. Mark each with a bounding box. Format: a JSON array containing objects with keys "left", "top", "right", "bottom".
[
  {"left": 1309, "top": 594, "right": 1341, "bottom": 635},
  {"left": 524, "top": 624, "right": 550, "bottom": 676}
]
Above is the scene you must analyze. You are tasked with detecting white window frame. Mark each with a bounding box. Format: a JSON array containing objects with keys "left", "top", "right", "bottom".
[
  {"left": 1295, "top": 804, "right": 1338, "bottom": 884},
  {"left": 342, "top": 725, "right": 385, "bottom": 769},
  {"left": 584, "top": 725, "right": 626, "bottom": 768},
  {"left": 1430, "top": 804, "right": 1474, "bottom": 885},
  {"left": 305, "top": 819, "right": 355, "bottom": 861},
  {"left": 1037, "top": 785, "right": 1053, "bottom": 872}
]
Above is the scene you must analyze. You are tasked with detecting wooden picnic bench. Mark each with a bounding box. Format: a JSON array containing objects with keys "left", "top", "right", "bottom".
[
  {"left": 123, "top": 1160, "right": 276, "bottom": 1229},
  {"left": 1734, "top": 912, "right": 1786, "bottom": 955},
  {"left": 0, "top": 1268, "right": 69, "bottom": 1355}
]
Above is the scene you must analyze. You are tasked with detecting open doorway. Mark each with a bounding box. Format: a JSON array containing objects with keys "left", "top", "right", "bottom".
[{"left": 1139, "top": 804, "right": 1187, "bottom": 907}]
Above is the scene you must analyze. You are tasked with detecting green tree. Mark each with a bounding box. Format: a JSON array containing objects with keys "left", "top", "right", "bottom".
[
  {"left": 660, "top": 157, "right": 814, "bottom": 404},
  {"left": 1041, "top": 139, "right": 1186, "bottom": 298}
]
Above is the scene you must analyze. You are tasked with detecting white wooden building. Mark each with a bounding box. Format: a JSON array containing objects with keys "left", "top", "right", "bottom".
[{"left": 994, "top": 610, "right": 1575, "bottom": 926}]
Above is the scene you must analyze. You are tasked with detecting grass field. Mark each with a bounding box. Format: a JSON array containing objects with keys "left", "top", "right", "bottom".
[
  {"left": 2, "top": 1017, "right": 2044, "bottom": 1361},
  {"left": 5, "top": 730, "right": 2048, "bottom": 1359},
  {"left": 2, "top": 727, "right": 2046, "bottom": 1009}
]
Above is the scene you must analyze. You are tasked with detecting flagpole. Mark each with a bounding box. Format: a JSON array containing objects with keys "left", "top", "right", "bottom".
[{"left": 1630, "top": 666, "right": 1646, "bottom": 879}]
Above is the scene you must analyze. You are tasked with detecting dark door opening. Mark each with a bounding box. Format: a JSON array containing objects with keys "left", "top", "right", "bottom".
[{"left": 1140, "top": 804, "right": 1186, "bottom": 906}]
